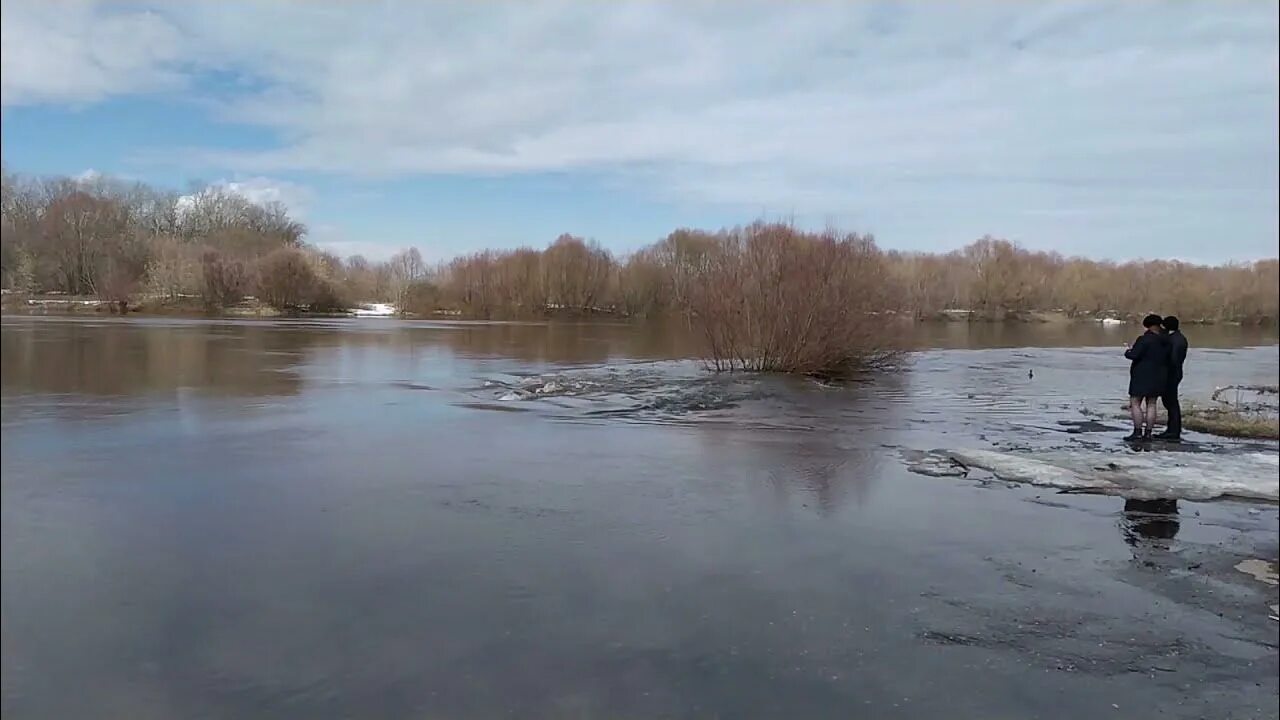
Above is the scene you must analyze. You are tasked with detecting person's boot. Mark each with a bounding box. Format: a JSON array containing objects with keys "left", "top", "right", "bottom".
[
  {"left": 1142, "top": 428, "right": 1154, "bottom": 441},
  {"left": 1123, "top": 428, "right": 1143, "bottom": 441}
]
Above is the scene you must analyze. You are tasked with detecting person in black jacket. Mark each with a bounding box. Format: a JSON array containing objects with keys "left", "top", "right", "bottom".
[
  {"left": 1123, "top": 314, "right": 1169, "bottom": 441},
  {"left": 1157, "top": 315, "right": 1189, "bottom": 440}
]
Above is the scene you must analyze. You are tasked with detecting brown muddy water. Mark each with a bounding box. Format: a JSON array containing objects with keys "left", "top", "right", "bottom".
[{"left": 2, "top": 316, "right": 1278, "bottom": 719}]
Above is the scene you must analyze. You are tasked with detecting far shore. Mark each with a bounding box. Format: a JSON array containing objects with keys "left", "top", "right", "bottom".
[{"left": 2, "top": 293, "right": 1273, "bottom": 327}]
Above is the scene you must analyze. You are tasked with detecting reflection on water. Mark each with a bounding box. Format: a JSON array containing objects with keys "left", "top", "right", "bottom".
[
  {"left": 2, "top": 316, "right": 1277, "bottom": 719},
  {"left": 1121, "top": 498, "right": 1181, "bottom": 544},
  {"left": 3, "top": 316, "right": 1273, "bottom": 400},
  {"left": 1, "top": 319, "right": 309, "bottom": 398},
  {"left": 903, "top": 318, "right": 1277, "bottom": 350},
  {"left": 0, "top": 317, "right": 701, "bottom": 400}
]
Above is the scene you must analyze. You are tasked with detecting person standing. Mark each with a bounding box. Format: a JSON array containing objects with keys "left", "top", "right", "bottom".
[
  {"left": 1157, "top": 315, "right": 1189, "bottom": 440},
  {"left": 1123, "top": 314, "right": 1170, "bottom": 441}
]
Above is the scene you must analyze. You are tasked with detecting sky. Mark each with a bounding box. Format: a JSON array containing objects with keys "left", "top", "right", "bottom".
[{"left": 1, "top": 0, "right": 1277, "bottom": 263}]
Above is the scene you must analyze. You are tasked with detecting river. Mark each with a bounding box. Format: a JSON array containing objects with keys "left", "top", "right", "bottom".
[{"left": 2, "top": 316, "right": 1277, "bottom": 719}]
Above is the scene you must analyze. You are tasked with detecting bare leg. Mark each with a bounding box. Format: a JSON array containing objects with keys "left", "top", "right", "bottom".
[
  {"left": 1144, "top": 397, "right": 1160, "bottom": 433},
  {"left": 1129, "top": 397, "right": 1144, "bottom": 431}
]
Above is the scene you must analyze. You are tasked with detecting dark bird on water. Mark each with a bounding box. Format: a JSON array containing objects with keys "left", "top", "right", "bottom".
[{"left": 1028, "top": 369, "right": 1034, "bottom": 379}]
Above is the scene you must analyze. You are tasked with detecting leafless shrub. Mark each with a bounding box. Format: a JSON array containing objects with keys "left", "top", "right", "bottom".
[
  {"left": 257, "top": 247, "right": 317, "bottom": 310},
  {"left": 689, "top": 222, "right": 904, "bottom": 378},
  {"left": 301, "top": 248, "right": 349, "bottom": 312},
  {"left": 144, "top": 235, "right": 200, "bottom": 300},
  {"left": 96, "top": 258, "right": 142, "bottom": 304},
  {"left": 400, "top": 280, "right": 443, "bottom": 316},
  {"left": 338, "top": 254, "right": 378, "bottom": 301},
  {"left": 200, "top": 249, "right": 251, "bottom": 309},
  {"left": 252, "top": 246, "right": 349, "bottom": 312},
  {"left": 308, "top": 278, "right": 348, "bottom": 313}
]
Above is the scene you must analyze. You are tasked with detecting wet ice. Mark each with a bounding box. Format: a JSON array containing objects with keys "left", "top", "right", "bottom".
[{"left": 905, "top": 447, "right": 1279, "bottom": 502}]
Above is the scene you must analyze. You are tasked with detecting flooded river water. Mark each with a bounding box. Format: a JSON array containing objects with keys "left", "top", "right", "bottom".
[{"left": 3, "top": 316, "right": 1278, "bottom": 719}]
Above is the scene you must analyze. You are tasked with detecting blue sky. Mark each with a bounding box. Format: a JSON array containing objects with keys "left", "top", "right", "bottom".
[{"left": 2, "top": 1, "right": 1277, "bottom": 263}]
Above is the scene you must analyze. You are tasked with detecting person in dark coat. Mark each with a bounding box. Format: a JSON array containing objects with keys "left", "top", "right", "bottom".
[
  {"left": 1123, "top": 314, "right": 1169, "bottom": 440},
  {"left": 1157, "top": 315, "right": 1189, "bottom": 440}
]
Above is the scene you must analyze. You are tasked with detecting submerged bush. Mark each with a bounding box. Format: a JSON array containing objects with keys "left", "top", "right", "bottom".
[{"left": 688, "top": 222, "right": 903, "bottom": 378}]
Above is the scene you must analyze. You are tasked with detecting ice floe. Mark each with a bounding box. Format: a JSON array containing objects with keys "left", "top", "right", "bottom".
[{"left": 905, "top": 447, "right": 1279, "bottom": 502}]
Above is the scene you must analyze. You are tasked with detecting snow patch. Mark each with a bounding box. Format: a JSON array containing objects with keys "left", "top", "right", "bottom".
[
  {"left": 1235, "top": 558, "right": 1279, "bottom": 586},
  {"left": 351, "top": 303, "right": 397, "bottom": 317}
]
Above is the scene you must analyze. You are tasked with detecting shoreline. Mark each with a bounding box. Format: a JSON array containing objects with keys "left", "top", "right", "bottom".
[{"left": 2, "top": 295, "right": 1274, "bottom": 328}]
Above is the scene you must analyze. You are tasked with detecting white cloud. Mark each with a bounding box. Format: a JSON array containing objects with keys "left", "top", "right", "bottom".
[
  {"left": 2, "top": 1, "right": 1277, "bottom": 258},
  {"left": 219, "top": 177, "right": 311, "bottom": 215},
  {"left": 175, "top": 176, "right": 312, "bottom": 217},
  {"left": 308, "top": 235, "right": 399, "bottom": 263},
  {"left": 0, "top": 0, "right": 184, "bottom": 105}
]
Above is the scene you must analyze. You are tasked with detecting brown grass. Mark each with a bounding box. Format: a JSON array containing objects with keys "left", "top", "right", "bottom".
[
  {"left": 1183, "top": 387, "right": 1280, "bottom": 440},
  {"left": 1114, "top": 395, "right": 1280, "bottom": 440},
  {"left": 1183, "top": 406, "right": 1279, "bottom": 440}
]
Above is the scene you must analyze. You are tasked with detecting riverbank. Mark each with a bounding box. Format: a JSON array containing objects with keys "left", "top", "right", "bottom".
[
  {"left": 5, "top": 293, "right": 1276, "bottom": 329},
  {"left": 2, "top": 294, "right": 406, "bottom": 320}
]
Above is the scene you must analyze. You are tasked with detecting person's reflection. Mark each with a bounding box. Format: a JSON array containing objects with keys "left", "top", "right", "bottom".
[{"left": 1121, "top": 497, "right": 1180, "bottom": 546}]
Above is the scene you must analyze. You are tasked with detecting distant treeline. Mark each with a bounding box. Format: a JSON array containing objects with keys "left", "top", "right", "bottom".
[{"left": 3, "top": 170, "right": 1277, "bottom": 325}]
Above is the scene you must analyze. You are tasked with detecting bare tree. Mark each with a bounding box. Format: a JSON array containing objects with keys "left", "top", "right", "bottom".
[
  {"left": 3, "top": 169, "right": 1278, "bottom": 325},
  {"left": 543, "top": 234, "right": 613, "bottom": 312},
  {"left": 144, "top": 235, "right": 200, "bottom": 300},
  {"left": 386, "top": 247, "right": 426, "bottom": 314},
  {"left": 339, "top": 254, "right": 378, "bottom": 301}
]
